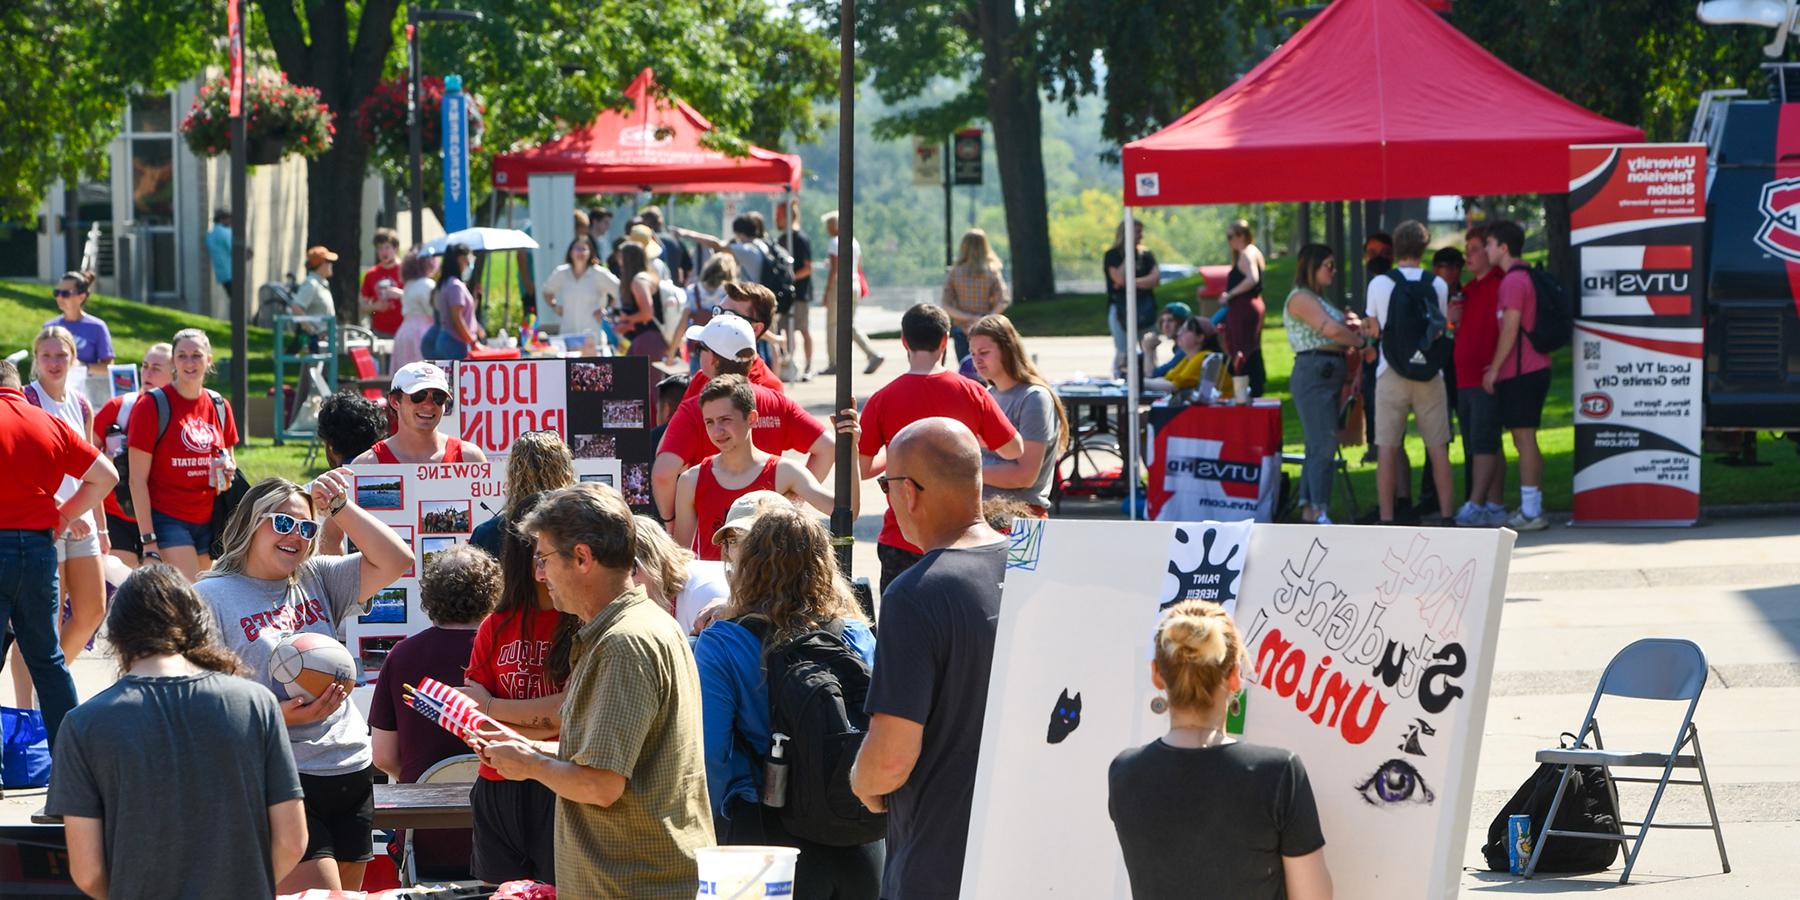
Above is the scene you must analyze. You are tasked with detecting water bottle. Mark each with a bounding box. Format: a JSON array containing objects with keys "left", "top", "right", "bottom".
[
  {"left": 212, "top": 449, "right": 231, "bottom": 492},
  {"left": 762, "top": 732, "right": 790, "bottom": 808}
]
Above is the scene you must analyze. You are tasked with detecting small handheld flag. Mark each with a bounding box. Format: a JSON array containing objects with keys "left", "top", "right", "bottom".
[{"left": 404, "top": 677, "right": 502, "bottom": 744}]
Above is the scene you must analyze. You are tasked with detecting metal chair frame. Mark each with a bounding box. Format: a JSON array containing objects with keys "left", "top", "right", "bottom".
[
  {"left": 1523, "top": 638, "right": 1730, "bottom": 884},
  {"left": 398, "top": 753, "right": 481, "bottom": 887}
]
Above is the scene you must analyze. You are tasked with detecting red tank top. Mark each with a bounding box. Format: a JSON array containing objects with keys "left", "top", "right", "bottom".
[
  {"left": 370, "top": 436, "right": 465, "bottom": 464},
  {"left": 692, "top": 455, "right": 781, "bottom": 561}
]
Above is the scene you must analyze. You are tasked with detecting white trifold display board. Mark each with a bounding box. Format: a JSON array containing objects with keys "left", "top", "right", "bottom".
[
  {"left": 344, "top": 458, "right": 620, "bottom": 713},
  {"left": 963, "top": 520, "right": 1514, "bottom": 900}
]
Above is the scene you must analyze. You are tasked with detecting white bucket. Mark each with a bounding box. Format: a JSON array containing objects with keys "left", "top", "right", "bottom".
[{"left": 695, "top": 845, "right": 800, "bottom": 899}]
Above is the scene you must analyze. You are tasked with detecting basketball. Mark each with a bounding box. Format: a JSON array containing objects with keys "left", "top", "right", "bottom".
[{"left": 268, "top": 632, "right": 356, "bottom": 703}]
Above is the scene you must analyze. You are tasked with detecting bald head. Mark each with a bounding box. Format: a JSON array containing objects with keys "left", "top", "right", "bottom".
[{"left": 891, "top": 417, "right": 982, "bottom": 493}]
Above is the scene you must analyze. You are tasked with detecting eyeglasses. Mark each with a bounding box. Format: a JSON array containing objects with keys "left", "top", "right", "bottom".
[
  {"left": 876, "top": 474, "right": 924, "bottom": 495},
  {"left": 533, "top": 550, "right": 567, "bottom": 571},
  {"left": 407, "top": 390, "right": 450, "bottom": 407},
  {"left": 262, "top": 512, "right": 320, "bottom": 540},
  {"left": 53, "top": 289, "right": 81, "bottom": 298}
]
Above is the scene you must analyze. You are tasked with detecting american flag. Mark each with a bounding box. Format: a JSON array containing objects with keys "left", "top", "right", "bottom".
[{"left": 405, "top": 677, "right": 501, "bottom": 744}]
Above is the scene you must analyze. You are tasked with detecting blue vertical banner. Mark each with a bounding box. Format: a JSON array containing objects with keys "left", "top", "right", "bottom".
[{"left": 441, "top": 74, "right": 470, "bottom": 233}]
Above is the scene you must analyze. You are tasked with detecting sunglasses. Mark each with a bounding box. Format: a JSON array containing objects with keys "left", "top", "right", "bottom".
[
  {"left": 710, "top": 306, "right": 762, "bottom": 325},
  {"left": 875, "top": 474, "right": 924, "bottom": 495},
  {"left": 262, "top": 512, "right": 320, "bottom": 540},
  {"left": 53, "top": 289, "right": 82, "bottom": 298},
  {"left": 406, "top": 390, "right": 450, "bottom": 407}
]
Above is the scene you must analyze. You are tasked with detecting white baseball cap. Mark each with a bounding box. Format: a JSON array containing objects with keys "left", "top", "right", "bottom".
[
  {"left": 685, "top": 315, "right": 757, "bottom": 362},
  {"left": 710, "top": 490, "right": 793, "bottom": 547},
  {"left": 391, "top": 361, "right": 451, "bottom": 395}
]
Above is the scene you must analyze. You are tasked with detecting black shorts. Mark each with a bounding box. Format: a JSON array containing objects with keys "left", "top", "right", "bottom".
[
  {"left": 1496, "top": 367, "right": 1552, "bottom": 430},
  {"left": 1457, "top": 388, "right": 1502, "bottom": 455},
  {"left": 470, "top": 777, "right": 557, "bottom": 885},
  {"left": 105, "top": 513, "right": 140, "bottom": 556},
  {"left": 877, "top": 543, "right": 926, "bottom": 594},
  {"left": 299, "top": 766, "right": 376, "bottom": 863}
]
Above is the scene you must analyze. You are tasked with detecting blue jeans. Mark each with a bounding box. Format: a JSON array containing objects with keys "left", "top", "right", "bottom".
[
  {"left": 1106, "top": 307, "right": 1130, "bottom": 377},
  {"left": 0, "top": 530, "right": 77, "bottom": 748}
]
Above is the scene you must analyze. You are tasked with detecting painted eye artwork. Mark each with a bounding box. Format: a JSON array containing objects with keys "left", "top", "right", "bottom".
[
  {"left": 1046, "top": 688, "right": 1082, "bottom": 744},
  {"left": 1355, "top": 758, "right": 1436, "bottom": 807}
]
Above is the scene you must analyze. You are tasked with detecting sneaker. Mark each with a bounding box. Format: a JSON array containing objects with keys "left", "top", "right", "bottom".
[
  {"left": 1481, "top": 505, "right": 1510, "bottom": 527},
  {"left": 1360, "top": 446, "right": 1378, "bottom": 465},
  {"left": 799, "top": 371, "right": 815, "bottom": 383},
  {"left": 1453, "top": 501, "right": 1485, "bottom": 527},
  {"left": 1507, "top": 511, "right": 1550, "bottom": 532},
  {"left": 817, "top": 366, "right": 838, "bottom": 377},
  {"left": 1420, "top": 512, "right": 1452, "bottom": 528},
  {"left": 1314, "top": 511, "right": 1333, "bottom": 525},
  {"left": 864, "top": 354, "right": 886, "bottom": 375}
]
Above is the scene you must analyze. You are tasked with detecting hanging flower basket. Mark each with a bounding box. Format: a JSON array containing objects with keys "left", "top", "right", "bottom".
[
  {"left": 355, "top": 76, "right": 485, "bottom": 173},
  {"left": 181, "top": 72, "right": 336, "bottom": 162}
]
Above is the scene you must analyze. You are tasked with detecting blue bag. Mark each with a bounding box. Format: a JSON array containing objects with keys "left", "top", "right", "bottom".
[{"left": 2, "top": 706, "right": 52, "bottom": 788}]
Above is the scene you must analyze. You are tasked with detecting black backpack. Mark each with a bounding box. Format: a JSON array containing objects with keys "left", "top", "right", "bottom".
[
  {"left": 1481, "top": 733, "right": 1622, "bottom": 874},
  {"left": 1517, "top": 264, "right": 1573, "bottom": 355},
  {"left": 1379, "top": 271, "right": 1450, "bottom": 381},
  {"left": 757, "top": 240, "right": 798, "bottom": 311},
  {"left": 739, "top": 616, "right": 886, "bottom": 847},
  {"left": 107, "top": 387, "right": 228, "bottom": 518}
]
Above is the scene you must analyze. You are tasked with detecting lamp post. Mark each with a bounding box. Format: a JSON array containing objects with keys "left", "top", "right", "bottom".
[
  {"left": 407, "top": 5, "right": 484, "bottom": 249},
  {"left": 832, "top": 0, "right": 855, "bottom": 576}
]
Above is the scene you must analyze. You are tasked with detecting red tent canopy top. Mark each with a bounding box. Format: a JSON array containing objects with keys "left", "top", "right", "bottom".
[
  {"left": 1122, "top": 0, "right": 1643, "bottom": 206},
  {"left": 492, "top": 68, "right": 801, "bottom": 194}
]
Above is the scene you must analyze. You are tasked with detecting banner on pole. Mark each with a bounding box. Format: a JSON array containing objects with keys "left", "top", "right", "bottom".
[
  {"left": 953, "top": 128, "right": 983, "bottom": 186},
  {"left": 1569, "top": 144, "right": 1706, "bottom": 525},
  {"left": 227, "top": 0, "right": 244, "bottom": 118},
  {"left": 912, "top": 139, "right": 943, "bottom": 187},
  {"left": 442, "top": 75, "right": 471, "bottom": 233}
]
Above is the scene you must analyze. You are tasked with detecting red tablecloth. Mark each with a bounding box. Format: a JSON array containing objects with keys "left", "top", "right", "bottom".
[
  {"left": 1146, "top": 400, "right": 1283, "bottom": 522},
  {"left": 465, "top": 344, "right": 522, "bottom": 360}
]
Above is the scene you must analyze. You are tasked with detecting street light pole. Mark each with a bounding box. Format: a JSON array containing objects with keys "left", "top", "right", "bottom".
[{"left": 832, "top": 0, "right": 855, "bottom": 578}]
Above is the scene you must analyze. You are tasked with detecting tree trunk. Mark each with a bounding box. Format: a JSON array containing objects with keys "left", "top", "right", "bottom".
[
  {"left": 977, "top": 0, "right": 1056, "bottom": 302},
  {"left": 1543, "top": 192, "right": 1574, "bottom": 294},
  {"left": 308, "top": 141, "right": 371, "bottom": 325}
]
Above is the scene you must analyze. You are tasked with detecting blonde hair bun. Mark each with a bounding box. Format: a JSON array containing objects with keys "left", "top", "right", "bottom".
[{"left": 1153, "top": 600, "right": 1244, "bottom": 711}]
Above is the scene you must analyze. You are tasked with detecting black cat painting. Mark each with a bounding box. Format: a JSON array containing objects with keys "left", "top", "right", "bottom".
[{"left": 1046, "top": 688, "right": 1082, "bottom": 744}]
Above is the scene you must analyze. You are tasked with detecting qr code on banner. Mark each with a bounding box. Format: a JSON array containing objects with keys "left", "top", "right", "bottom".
[{"left": 1583, "top": 340, "right": 1601, "bottom": 361}]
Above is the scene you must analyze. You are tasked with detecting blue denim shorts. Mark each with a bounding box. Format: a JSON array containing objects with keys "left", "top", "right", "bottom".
[{"left": 150, "top": 510, "right": 214, "bottom": 551}]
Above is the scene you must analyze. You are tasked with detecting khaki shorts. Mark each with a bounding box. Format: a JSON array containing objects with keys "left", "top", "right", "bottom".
[{"left": 1375, "top": 368, "right": 1452, "bottom": 447}]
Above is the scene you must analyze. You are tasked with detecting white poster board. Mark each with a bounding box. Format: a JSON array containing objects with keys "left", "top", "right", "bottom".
[
  {"left": 345, "top": 458, "right": 620, "bottom": 712},
  {"left": 962, "top": 520, "right": 1513, "bottom": 900}
]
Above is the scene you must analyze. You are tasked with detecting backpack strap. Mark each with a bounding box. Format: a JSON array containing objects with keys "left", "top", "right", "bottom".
[
  {"left": 152, "top": 386, "right": 173, "bottom": 446},
  {"left": 21, "top": 384, "right": 40, "bottom": 408},
  {"left": 207, "top": 390, "right": 227, "bottom": 443}
]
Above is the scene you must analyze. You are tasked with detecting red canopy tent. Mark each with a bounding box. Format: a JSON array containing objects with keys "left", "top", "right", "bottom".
[
  {"left": 1121, "top": 0, "right": 1643, "bottom": 206},
  {"left": 491, "top": 68, "right": 801, "bottom": 194}
]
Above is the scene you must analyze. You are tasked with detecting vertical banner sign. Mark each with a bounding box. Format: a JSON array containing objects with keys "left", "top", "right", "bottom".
[
  {"left": 456, "top": 357, "right": 656, "bottom": 508},
  {"left": 962, "top": 520, "right": 1514, "bottom": 900},
  {"left": 952, "top": 128, "right": 984, "bottom": 185},
  {"left": 227, "top": 0, "right": 244, "bottom": 117},
  {"left": 441, "top": 74, "right": 471, "bottom": 233},
  {"left": 911, "top": 139, "right": 943, "bottom": 187},
  {"left": 1569, "top": 144, "right": 1707, "bottom": 525}
]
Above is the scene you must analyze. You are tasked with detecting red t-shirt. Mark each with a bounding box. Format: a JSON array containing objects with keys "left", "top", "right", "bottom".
[
  {"left": 464, "top": 607, "right": 564, "bottom": 781},
  {"left": 361, "top": 262, "right": 404, "bottom": 336},
  {"left": 126, "top": 388, "right": 240, "bottom": 524},
  {"left": 0, "top": 387, "right": 101, "bottom": 530},
  {"left": 1496, "top": 264, "right": 1551, "bottom": 379},
  {"left": 691, "top": 455, "right": 781, "bottom": 561},
  {"left": 858, "top": 370, "right": 1020, "bottom": 552},
  {"left": 678, "top": 356, "right": 783, "bottom": 405},
  {"left": 369, "top": 437, "right": 467, "bottom": 464},
  {"left": 94, "top": 394, "right": 133, "bottom": 521},
  {"left": 657, "top": 383, "right": 827, "bottom": 467},
  {"left": 1453, "top": 269, "right": 1502, "bottom": 387}
]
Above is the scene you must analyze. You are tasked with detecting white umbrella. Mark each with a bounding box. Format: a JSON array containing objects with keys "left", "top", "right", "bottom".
[{"left": 419, "top": 226, "right": 539, "bottom": 257}]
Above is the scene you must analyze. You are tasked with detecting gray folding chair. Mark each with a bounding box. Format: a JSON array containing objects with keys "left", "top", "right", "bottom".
[{"left": 1523, "top": 638, "right": 1729, "bottom": 883}]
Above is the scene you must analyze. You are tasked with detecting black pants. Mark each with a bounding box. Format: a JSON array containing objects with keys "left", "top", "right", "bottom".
[
  {"left": 721, "top": 797, "right": 883, "bottom": 900},
  {"left": 877, "top": 544, "right": 926, "bottom": 595},
  {"left": 1242, "top": 349, "right": 1267, "bottom": 398}
]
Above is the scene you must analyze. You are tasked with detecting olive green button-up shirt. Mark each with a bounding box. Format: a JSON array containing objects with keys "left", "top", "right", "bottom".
[{"left": 555, "top": 585, "right": 714, "bottom": 898}]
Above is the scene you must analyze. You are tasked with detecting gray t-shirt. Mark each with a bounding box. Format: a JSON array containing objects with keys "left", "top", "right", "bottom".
[
  {"left": 196, "top": 554, "right": 373, "bottom": 775},
  {"left": 982, "top": 382, "right": 1059, "bottom": 509},
  {"left": 46, "top": 671, "right": 304, "bottom": 900}
]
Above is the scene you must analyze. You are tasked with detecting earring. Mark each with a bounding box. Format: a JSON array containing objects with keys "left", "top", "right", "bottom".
[
  {"left": 1150, "top": 695, "right": 1168, "bottom": 715},
  {"left": 1229, "top": 692, "right": 1243, "bottom": 718}
]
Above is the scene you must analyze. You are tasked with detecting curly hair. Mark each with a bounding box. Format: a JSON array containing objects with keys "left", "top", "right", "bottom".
[
  {"left": 108, "top": 564, "right": 243, "bottom": 674},
  {"left": 722, "top": 506, "right": 863, "bottom": 652},
  {"left": 317, "top": 391, "right": 389, "bottom": 466},
  {"left": 418, "top": 544, "right": 501, "bottom": 626}
]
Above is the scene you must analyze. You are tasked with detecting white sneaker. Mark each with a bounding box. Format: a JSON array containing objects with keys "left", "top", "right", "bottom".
[
  {"left": 1314, "top": 511, "right": 1333, "bottom": 525},
  {"left": 1453, "top": 502, "right": 1485, "bottom": 527},
  {"left": 1507, "top": 511, "right": 1550, "bottom": 532}
]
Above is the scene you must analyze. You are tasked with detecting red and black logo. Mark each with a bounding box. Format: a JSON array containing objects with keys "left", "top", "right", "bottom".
[
  {"left": 1754, "top": 177, "right": 1800, "bottom": 263},
  {"left": 1579, "top": 392, "right": 1614, "bottom": 418}
]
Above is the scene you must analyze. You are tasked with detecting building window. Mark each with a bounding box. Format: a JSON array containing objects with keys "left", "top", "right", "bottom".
[{"left": 125, "top": 90, "right": 179, "bottom": 301}]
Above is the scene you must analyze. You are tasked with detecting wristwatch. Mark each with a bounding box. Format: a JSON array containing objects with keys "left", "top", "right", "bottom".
[
  {"left": 138, "top": 531, "right": 159, "bottom": 544},
  {"left": 327, "top": 493, "right": 349, "bottom": 516}
]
